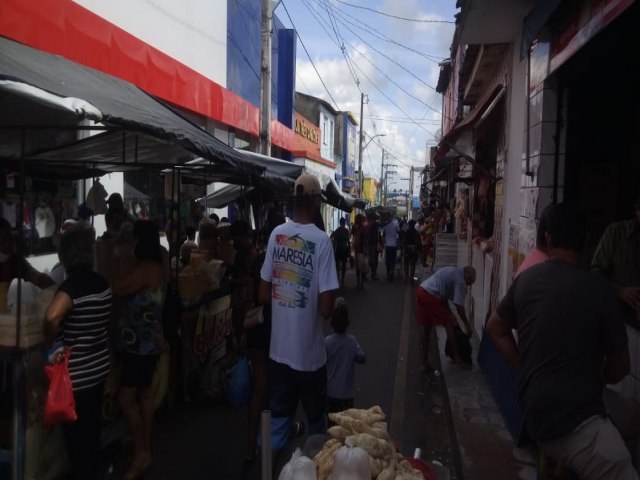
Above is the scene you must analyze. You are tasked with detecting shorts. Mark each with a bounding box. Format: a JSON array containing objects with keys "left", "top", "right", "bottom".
[
  {"left": 538, "top": 415, "right": 637, "bottom": 480},
  {"left": 120, "top": 352, "right": 160, "bottom": 388},
  {"left": 416, "top": 287, "right": 456, "bottom": 327},
  {"left": 335, "top": 249, "right": 349, "bottom": 263},
  {"left": 268, "top": 360, "right": 327, "bottom": 450},
  {"left": 403, "top": 245, "right": 418, "bottom": 262}
]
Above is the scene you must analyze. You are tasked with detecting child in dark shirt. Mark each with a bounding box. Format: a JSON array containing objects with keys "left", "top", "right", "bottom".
[{"left": 325, "top": 298, "right": 366, "bottom": 413}]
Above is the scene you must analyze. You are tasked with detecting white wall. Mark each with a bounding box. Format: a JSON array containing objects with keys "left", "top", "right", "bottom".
[
  {"left": 319, "top": 107, "right": 336, "bottom": 162},
  {"left": 498, "top": 39, "right": 528, "bottom": 298},
  {"left": 73, "top": 0, "right": 228, "bottom": 86}
]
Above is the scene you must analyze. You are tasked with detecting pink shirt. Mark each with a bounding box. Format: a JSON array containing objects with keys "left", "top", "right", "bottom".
[{"left": 515, "top": 247, "right": 549, "bottom": 277}]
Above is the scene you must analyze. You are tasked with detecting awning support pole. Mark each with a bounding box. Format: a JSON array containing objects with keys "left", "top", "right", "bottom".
[
  {"left": 11, "top": 129, "right": 27, "bottom": 480},
  {"left": 261, "top": 410, "right": 272, "bottom": 480}
]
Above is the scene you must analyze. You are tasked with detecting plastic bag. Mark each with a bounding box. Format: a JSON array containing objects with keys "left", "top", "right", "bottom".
[
  {"left": 227, "top": 356, "right": 251, "bottom": 407},
  {"left": 44, "top": 349, "right": 77, "bottom": 426},
  {"left": 278, "top": 448, "right": 316, "bottom": 480},
  {"left": 329, "top": 446, "right": 371, "bottom": 480}
]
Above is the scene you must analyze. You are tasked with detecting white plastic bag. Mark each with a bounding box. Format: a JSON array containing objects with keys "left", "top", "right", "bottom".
[
  {"left": 328, "top": 446, "right": 371, "bottom": 480},
  {"left": 278, "top": 448, "right": 317, "bottom": 480}
]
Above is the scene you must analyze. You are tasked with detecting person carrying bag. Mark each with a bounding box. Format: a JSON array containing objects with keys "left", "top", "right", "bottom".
[{"left": 44, "top": 347, "right": 77, "bottom": 426}]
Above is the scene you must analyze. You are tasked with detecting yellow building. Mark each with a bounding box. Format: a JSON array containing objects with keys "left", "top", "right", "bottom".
[{"left": 362, "top": 177, "right": 378, "bottom": 204}]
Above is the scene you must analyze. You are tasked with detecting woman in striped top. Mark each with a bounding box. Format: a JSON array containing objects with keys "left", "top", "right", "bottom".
[{"left": 44, "top": 225, "right": 112, "bottom": 480}]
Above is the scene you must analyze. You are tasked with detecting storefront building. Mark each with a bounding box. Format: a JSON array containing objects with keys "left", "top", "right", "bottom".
[
  {"left": 436, "top": 0, "right": 640, "bottom": 441},
  {"left": 0, "top": 0, "right": 300, "bottom": 225},
  {"left": 291, "top": 112, "right": 339, "bottom": 231},
  {"left": 336, "top": 112, "right": 359, "bottom": 195},
  {"left": 525, "top": 0, "right": 640, "bottom": 400},
  {"left": 362, "top": 178, "right": 378, "bottom": 206}
]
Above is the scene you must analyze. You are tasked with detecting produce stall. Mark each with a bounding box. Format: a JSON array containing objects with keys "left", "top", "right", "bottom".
[{"left": 296, "top": 406, "right": 436, "bottom": 480}]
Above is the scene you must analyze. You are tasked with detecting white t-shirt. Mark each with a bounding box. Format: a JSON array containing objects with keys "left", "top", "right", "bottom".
[
  {"left": 260, "top": 221, "right": 339, "bottom": 371},
  {"left": 383, "top": 221, "right": 400, "bottom": 247}
]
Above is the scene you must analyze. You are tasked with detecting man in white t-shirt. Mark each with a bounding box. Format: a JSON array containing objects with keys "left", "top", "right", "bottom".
[
  {"left": 382, "top": 216, "right": 400, "bottom": 281},
  {"left": 259, "top": 174, "right": 339, "bottom": 458}
]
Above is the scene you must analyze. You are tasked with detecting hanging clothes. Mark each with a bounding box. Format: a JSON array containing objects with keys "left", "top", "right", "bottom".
[
  {"left": 35, "top": 205, "right": 55, "bottom": 238},
  {"left": 86, "top": 179, "right": 108, "bottom": 214}
]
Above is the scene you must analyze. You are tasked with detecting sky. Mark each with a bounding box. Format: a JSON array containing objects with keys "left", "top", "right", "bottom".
[{"left": 276, "top": 0, "right": 458, "bottom": 196}]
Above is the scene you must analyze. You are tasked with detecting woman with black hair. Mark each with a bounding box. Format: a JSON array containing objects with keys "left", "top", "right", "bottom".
[
  {"left": 114, "top": 220, "right": 167, "bottom": 480},
  {"left": 43, "top": 225, "right": 111, "bottom": 480}
]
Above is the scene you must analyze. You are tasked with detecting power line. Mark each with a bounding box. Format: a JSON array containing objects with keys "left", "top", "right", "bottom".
[
  {"left": 227, "top": 31, "right": 260, "bottom": 82},
  {"left": 364, "top": 117, "right": 441, "bottom": 125},
  {"left": 339, "top": 22, "right": 441, "bottom": 95},
  {"left": 347, "top": 56, "right": 439, "bottom": 154},
  {"left": 334, "top": 0, "right": 455, "bottom": 24},
  {"left": 349, "top": 46, "right": 442, "bottom": 116},
  {"left": 301, "top": 0, "right": 362, "bottom": 91},
  {"left": 313, "top": 0, "right": 457, "bottom": 105},
  {"left": 296, "top": 71, "right": 312, "bottom": 94},
  {"left": 324, "top": 0, "right": 364, "bottom": 92},
  {"left": 301, "top": 0, "right": 447, "bottom": 122},
  {"left": 310, "top": 0, "right": 446, "bottom": 63},
  {"left": 308, "top": 0, "right": 458, "bottom": 107},
  {"left": 234, "top": 0, "right": 262, "bottom": 59},
  {"left": 281, "top": 0, "right": 341, "bottom": 111}
]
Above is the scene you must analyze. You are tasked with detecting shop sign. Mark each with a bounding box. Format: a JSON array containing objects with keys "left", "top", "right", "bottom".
[
  {"left": 193, "top": 295, "right": 232, "bottom": 362},
  {"left": 549, "top": 0, "right": 634, "bottom": 74},
  {"left": 294, "top": 116, "right": 320, "bottom": 144}
]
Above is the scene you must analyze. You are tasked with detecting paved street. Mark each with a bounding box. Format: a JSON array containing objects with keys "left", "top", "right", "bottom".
[{"left": 107, "top": 263, "right": 533, "bottom": 479}]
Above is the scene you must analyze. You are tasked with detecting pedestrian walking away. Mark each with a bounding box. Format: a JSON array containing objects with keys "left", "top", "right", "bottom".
[
  {"left": 382, "top": 215, "right": 400, "bottom": 282},
  {"left": 402, "top": 219, "right": 421, "bottom": 283},
  {"left": 351, "top": 214, "right": 367, "bottom": 290},
  {"left": 330, "top": 217, "right": 350, "bottom": 287}
]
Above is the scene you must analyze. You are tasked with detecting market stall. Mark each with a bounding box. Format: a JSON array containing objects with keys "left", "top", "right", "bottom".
[
  {"left": 0, "top": 36, "right": 282, "bottom": 480},
  {"left": 0, "top": 33, "right": 368, "bottom": 480}
]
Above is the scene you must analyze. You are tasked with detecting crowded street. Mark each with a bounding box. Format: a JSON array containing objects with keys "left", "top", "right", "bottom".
[
  {"left": 1, "top": 1, "right": 640, "bottom": 479},
  {"left": 100, "top": 262, "right": 536, "bottom": 480}
]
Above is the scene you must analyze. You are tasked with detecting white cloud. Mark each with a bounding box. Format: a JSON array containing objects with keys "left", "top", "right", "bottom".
[{"left": 289, "top": 0, "right": 457, "bottom": 187}]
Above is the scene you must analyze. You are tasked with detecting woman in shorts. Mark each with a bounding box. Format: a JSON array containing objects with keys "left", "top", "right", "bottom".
[{"left": 114, "top": 221, "right": 167, "bottom": 480}]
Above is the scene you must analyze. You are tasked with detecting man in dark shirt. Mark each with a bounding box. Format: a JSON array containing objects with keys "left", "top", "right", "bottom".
[
  {"left": 330, "top": 218, "right": 350, "bottom": 287},
  {"left": 487, "top": 203, "right": 637, "bottom": 479}
]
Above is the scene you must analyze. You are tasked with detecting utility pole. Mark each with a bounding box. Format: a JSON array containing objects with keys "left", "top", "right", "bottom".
[
  {"left": 259, "top": 0, "right": 272, "bottom": 156},
  {"left": 357, "top": 92, "right": 365, "bottom": 198},
  {"left": 409, "top": 168, "right": 415, "bottom": 219},
  {"left": 379, "top": 149, "right": 385, "bottom": 205},
  {"left": 383, "top": 164, "right": 397, "bottom": 207}
]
